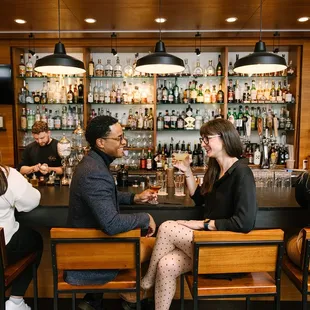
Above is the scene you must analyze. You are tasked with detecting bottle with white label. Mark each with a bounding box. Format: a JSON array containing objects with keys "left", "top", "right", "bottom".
[{"left": 253, "top": 147, "right": 261, "bottom": 165}]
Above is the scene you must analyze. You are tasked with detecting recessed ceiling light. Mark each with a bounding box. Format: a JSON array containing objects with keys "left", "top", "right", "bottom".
[
  {"left": 225, "top": 17, "right": 238, "bottom": 23},
  {"left": 84, "top": 18, "right": 97, "bottom": 23},
  {"left": 14, "top": 19, "right": 27, "bottom": 24},
  {"left": 155, "top": 17, "right": 167, "bottom": 23},
  {"left": 298, "top": 16, "right": 309, "bottom": 22}
]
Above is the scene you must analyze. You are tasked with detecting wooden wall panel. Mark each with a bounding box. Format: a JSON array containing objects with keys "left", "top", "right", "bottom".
[
  {"left": 299, "top": 42, "right": 310, "bottom": 168},
  {"left": 0, "top": 105, "right": 14, "bottom": 166}
]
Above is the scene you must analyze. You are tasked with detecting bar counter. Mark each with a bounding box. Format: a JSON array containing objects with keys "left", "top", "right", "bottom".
[{"left": 16, "top": 185, "right": 309, "bottom": 230}]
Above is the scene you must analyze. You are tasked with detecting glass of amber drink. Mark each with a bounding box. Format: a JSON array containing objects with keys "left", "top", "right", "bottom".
[{"left": 148, "top": 176, "right": 162, "bottom": 205}]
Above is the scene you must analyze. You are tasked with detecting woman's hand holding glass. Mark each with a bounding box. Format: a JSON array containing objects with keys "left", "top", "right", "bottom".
[{"left": 172, "top": 154, "right": 191, "bottom": 176}]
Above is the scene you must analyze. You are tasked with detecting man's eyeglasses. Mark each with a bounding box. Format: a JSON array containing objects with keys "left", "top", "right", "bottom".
[
  {"left": 102, "top": 134, "right": 126, "bottom": 144},
  {"left": 199, "top": 134, "right": 221, "bottom": 144}
]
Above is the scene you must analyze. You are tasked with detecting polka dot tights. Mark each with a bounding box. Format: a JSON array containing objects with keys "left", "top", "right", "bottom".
[{"left": 141, "top": 220, "right": 193, "bottom": 310}]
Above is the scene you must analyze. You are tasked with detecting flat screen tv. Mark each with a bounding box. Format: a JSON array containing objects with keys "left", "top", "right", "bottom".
[{"left": 0, "top": 65, "right": 14, "bottom": 105}]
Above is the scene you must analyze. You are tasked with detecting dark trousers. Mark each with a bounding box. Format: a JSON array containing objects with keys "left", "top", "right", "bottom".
[{"left": 5, "top": 226, "right": 43, "bottom": 296}]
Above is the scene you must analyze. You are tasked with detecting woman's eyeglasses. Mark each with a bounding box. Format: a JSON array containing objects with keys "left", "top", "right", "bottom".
[{"left": 199, "top": 134, "right": 221, "bottom": 144}]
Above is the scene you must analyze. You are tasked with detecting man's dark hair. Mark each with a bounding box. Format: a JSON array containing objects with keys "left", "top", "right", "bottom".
[
  {"left": 32, "top": 121, "right": 49, "bottom": 134},
  {"left": 85, "top": 115, "right": 118, "bottom": 148}
]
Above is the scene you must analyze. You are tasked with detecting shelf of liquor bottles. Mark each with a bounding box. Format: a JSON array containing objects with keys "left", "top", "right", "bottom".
[{"left": 87, "top": 102, "right": 154, "bottom": 106}]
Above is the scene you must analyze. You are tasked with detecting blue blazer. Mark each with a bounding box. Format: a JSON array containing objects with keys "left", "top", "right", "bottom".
[{"left": 65, "top": 149, "right": 149, "bottom": 285}]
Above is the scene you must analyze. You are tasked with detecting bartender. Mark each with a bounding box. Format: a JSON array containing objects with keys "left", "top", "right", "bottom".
[{"left": 18, "top": 121, "right": 63, "bottom": 177}]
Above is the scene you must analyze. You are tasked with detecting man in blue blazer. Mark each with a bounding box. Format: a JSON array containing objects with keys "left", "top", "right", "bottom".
[{"left": 67, "top": 115, "right": 157, "bottom": 310}]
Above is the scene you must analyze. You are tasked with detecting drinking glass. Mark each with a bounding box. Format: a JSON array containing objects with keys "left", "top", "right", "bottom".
[
  {"left": 157, "top": 171, "right": 168, "bottom": 196},
  {"left": 174, "top": 172, "right": 185, "bottom": 196},
  {"left": 148, "top": 176, "right": 162, "bottom": 204}
]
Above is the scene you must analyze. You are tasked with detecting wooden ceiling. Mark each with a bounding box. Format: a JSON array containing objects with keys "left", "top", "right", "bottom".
[{"left": 1, "top": 0, "right": 309, "bottom": 40}]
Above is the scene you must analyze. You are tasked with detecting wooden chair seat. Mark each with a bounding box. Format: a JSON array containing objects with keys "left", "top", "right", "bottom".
[
  {"left": 57, "top": 269, "right": 137, "bottom": 290},
  {"left": 4, "top": 252, "right": 37, "bottom": 287},
  {"left": 185, "top": 272, "right": 276, "bottom": 297}
]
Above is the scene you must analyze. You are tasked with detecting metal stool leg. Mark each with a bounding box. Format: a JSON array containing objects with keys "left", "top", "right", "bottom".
[
  {"left": 32, "top": 263, "right": 38, "bottom": 310},
  {"left": 180, "top": 274, "right": 184, "bottom": 310},
  {"left": 246, "top": 296, "right": 251, "bottom": 310},
  {"left": 72, "top": 293, "right": 76, "bottom": 310}
]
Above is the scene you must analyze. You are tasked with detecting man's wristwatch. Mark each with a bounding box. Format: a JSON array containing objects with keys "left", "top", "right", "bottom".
[{"left": 204, "top": 219, "right": 211, "bottom": 231}]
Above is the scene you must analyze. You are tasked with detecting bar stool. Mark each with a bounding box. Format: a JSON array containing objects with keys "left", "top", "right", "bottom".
[{"left": 180, "top": 229, "right": 284, "bottom": 310}]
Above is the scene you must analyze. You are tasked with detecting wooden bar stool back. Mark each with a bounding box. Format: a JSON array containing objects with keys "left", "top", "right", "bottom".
[
  {"left": 0, "top": 227, "right": 38, "bottom": 310},
  {"left": 50, "top": 228, "right": 141, "bottom": 310},
  {"left": 282, "top": 227, "right": 310, "bottom": 309},
  {"left": 180, "top": 229, "right": 284, "bottom": 310}
]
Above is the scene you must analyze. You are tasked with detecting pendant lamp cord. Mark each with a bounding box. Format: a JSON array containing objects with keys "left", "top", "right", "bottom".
[
  {"left": 259, "top": 0, "right": 263, "bottom": 41},
  {"left": 58, "top": 0, "right": 61, "bottom": 42},
  {"left": 159, "top": 0, "right": 162, "bottom": 41}
]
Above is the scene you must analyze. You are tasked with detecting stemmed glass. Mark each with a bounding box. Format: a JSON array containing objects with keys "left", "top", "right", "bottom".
[{"left": 148, "top": 176, "right": 162, "bottom": 205}]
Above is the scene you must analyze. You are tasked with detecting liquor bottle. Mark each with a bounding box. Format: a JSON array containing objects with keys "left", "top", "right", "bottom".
[
  {"left": 73, "top": 83, "right": 78, "bottom": 104},
  {"left": 228, "top": 61, "right": 234, "bottom": 76},
  {"left": 216, "top": 55, "right": 223, "bottom": 76},
  {"left": 123, "top": 58, "right": 133, "bottom": 77},
  {"left": 197, "top": 143, "right": 204, "bottom": 166},
  {"left": 164, "top": 110, "right": 170, "bottom": 129},
  {"left": 104, "top": 59, "right": 113, "bottom": 77},
  {"left": 87, "top": 83, "right": 94, "bottom": 103},
  {"left": 195, "top": 109, "right": 202, "bottom": 130},
  {"left": 54, "top": 110, "right": 61, "bottom": 130},
  {"left": 190, "top": 81, "right": 198, "bottom": 104},
  {"left": 162, "top": 80, "right": 168, "bottom": 104},
  {"left": 148, "top": 108, "right": 154, "bottom": 130},
  {"left": 146, "top": 149, "right": 153, "bottom": 171},
  {"left": 157, "top": 82, "right": 163, "bottom": 104},
  {"left": 168, "top": 81, "right": 174, "bottom": 103},
  {"left": 95, "top": 59, "right": 104, "bottom": 77},
  {"left": 253, "top": 147, "right": 261, "bottom": 165},
  {"left": 104, "top": 81, "right": 111, "bottom": 104},
  {"left": 173, "top": 80, "right": 180, "bottom": 103},
  {"left": 197, "top": 84, "right": 204, "bottom": 103},
  {"left": 217, "top": 83, "right": 224, "bottom": 103},
  {"left": 182, "top": 58, "right": 191, "bottom": 76},
  {"left": 192, "top": 144, "right": 199, "bottom": 167},
  {"left": 27, "top": 109, "right": 35, "bottom": 130},
  {"left": 20, "top": 108, "right": 27, "bottom": 130},
  {"left": 227, "top": 79, "right": 234, "bottom": 103},
  {"left": 88, "top": 55, "right": 94, "bottom": 77},
  {"left": 285, "top": 84, "right": 292, "bottom": 103},
  {"left": 170, "top": 110, "right": 177, "bottom": 129},
  {"left": 177, "top": 111, "right": 184, "bottom": 129},
  {"left": 19, "top": 54, "right": 26, "bottom": 77},
  {"left": 193, "top": 60, "right": 203, "bottom": 77},
  {"left": 113, "top": 56, "right": 122, "bottom": 77},
  {"left": 184, "top": 104, "right": 195, "bottom": 130},
  {"left": 250, "top": 80, "right": 257, "bottom": 103},
  {"left": 67, "top": 84, "right": 74, "bottom": 103},
  {"left": 78, "top": 79, "right": 84, "bottom": 104},
  {"left": 140, "top": 149, "right": 147, "bottom": 170},
  {"left": 40, "top": 82, "right": 47, "bottom": 104},
  {"left": 205, "top": 60, "right": 215, "bottom": 76},
  {"left": 211, "top": 85, "right": 217, "bottom": 104},
  {"left": 117, "top": 164, "right": 128, "bottom": 187},
  {"left": 47, "top": 110, "right": 55, "bottom": 130},
  {"left": 25, "top": 54, "right": 33, "bottom": 77},
  {"left": 270, "top": 81, "right": 276, "bottom": 102},
  {"left": 204, "top": 84, "right": 211, "bottom": 104}
]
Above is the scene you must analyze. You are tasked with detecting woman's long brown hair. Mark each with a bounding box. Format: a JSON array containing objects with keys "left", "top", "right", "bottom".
[
  {"left": 0, "top": 163, "right": 9, "bottom": 196},
  {"left": 200, "top": 119, "right": 243, "bottom": 195}
]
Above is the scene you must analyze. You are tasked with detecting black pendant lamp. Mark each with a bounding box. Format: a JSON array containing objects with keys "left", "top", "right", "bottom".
[
  {"left": 233, "top": 0, "right": 287, "bottom": 75},
  {"left": 34, "top": 0, "right": 86, "bottom": 75},
  {"left": 135, "top": 0, "right": 184, "bottom": 75}
]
